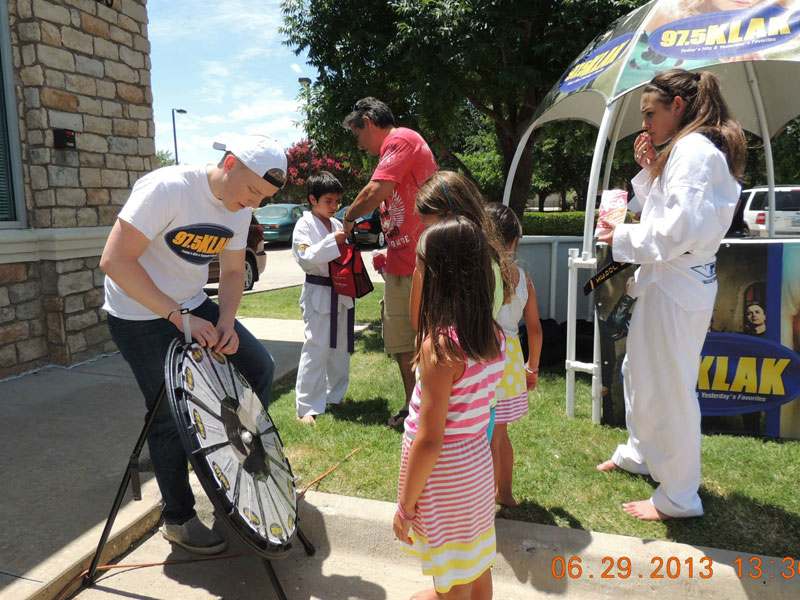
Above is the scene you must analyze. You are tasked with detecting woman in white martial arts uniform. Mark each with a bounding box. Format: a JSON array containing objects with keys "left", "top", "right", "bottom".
[
  {"left": 596, "top": 69, "right": 746, "bottom": 520},
  {"left": 292, "top": 171, "right": 353, "bottom": 424}
]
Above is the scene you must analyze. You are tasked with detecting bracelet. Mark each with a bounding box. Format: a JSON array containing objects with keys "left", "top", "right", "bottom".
[
  {"left": 524, "top": 366, "right": 539, "bottom": 374},
  {"left": 344, "top": 215, "right": 356, "bottom": 223},
  {"left": 165, "top": 308, "right": 180, "bottom": 322},
  {"left": 396, "top": 502, "right": 416, "bottom": 521}
]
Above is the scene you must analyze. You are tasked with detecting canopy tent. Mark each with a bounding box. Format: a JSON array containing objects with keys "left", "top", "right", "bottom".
[{"left": 501, "top": 0, "right": 800, "bottom": 421}]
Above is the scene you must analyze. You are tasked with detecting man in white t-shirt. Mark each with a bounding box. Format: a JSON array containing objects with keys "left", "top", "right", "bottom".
[{"left": 100, "top": 135, "right": 286, "bottom": 555}]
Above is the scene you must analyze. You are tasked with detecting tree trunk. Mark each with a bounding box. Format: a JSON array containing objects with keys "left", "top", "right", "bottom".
[
  {"left": 494, "top": 123, "right": 536, "bottom": 220},
  {"left": 538, "top": 190, "right": 548, "bottom": 212}
]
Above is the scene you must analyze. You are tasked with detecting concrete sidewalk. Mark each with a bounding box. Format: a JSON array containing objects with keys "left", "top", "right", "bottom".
[
  {"left": 71, "top": 488, "right": 797, "bottom": 600},
  {"left": 1, "top": 316, "right": 796, "bottom": 600}
]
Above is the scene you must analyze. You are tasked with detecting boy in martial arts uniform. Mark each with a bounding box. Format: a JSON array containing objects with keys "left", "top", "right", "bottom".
[{"left": 292, "top": 171, "right": 353, "bottom": 424}]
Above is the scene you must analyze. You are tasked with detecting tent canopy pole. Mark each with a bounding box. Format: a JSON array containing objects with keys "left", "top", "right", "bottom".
[
  {"left": 744, "top": 62, "right": 776, "bottom": 237},
  {"left": 602, "top": 94, "right": 631, "bottom": 193},
  {"left": 581, "top": 102, "right": 620, "bottom": 256},
  {"left": 501, "top": 120, "right": 538, "bottom": 208}
]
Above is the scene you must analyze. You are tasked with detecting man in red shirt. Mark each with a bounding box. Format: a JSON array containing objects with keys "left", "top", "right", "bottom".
[{"left": 342, "top": 98, "right": 437, "bottom": 427}]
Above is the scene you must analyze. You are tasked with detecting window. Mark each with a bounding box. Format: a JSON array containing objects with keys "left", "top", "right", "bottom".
[
  {"left": 0, "top": 2, "right": 24, "bottom": 227},
  {"left": 749, "top": 190, "right": 800, "bottom": 212},
  {"left": 0, "top": 63, "right": 14, "bottom": 221},
  {"left": 256, "top": 206, "right": 289, "bottom": 219},
  {"left": 749, "top": 191, "right": 767, "bottom": 211}
]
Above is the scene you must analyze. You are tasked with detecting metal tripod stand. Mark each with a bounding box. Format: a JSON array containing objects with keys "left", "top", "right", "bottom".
[{"left": 78, "top": 383, "right": 315, "bottom": 600}]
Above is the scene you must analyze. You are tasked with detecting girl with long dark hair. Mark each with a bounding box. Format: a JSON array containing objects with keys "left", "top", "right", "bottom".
[
  {"left": 596, "top": 69, "right": 746, "bottom": 521},
  {"left": 394, "top": 217, "right": 504, "bottom": 599}
]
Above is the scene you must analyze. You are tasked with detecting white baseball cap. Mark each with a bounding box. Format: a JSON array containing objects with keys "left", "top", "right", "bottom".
[{"left": 213, "top": 135, "right": 287, "bottom": 189}]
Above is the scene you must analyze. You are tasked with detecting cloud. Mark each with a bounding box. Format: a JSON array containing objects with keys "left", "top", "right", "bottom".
[
  {"left": 149, "top": 0, "right": 310, "bottom": 166},
  {"left": 149, "top": 0, "right": 285, "bottom": 42},
  {"left": 227, "top": 99, "right": 300, "bottom": 123}
]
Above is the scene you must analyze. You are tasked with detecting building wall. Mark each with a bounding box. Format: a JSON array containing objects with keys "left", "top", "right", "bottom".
[{"left": 0, "top": 0, "right": 154, "bottom": 377}]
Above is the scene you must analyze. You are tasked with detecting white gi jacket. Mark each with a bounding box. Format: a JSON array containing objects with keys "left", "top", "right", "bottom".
[
  {"left": 292, "top": 211, "right": 354, "bottom": 314},
  {"left": 613, "top": 132, "right": 741, "bottom": 311}
]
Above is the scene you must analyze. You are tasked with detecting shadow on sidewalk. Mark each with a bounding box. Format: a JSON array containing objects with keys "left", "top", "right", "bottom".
[
  {"left": 495, "top": 501, "right": 590, "bottom": 595},
  {"left": 159, "top": 500, "right": 387, "bottom": 599}
]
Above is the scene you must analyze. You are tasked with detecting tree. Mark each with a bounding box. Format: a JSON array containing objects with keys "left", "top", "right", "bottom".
[
  {"left": 155, "top": 149, "right": 175, "bottom": 168},
  {"left": 281, "top": 0, "right": 648, "bottom": 217},
  {"left": 744, "top": 117, "right": 800, "bottom": 188},
  {"left": 281, "top": 139, "right": 368, "bottom": 204}
]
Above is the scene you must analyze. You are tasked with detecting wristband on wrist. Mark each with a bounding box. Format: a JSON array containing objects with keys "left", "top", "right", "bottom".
[
  {"left": 396, "top": 502, "right": 416, "bottom": 521},
  {"left": 344, "top": 215, "right": 356, "bottom": 223},
  {"left": 166, "top": 308, "right": 180, "bottom": 322},
  {"left": 525, "top": 366, "right": 539, "bottom": 374}
]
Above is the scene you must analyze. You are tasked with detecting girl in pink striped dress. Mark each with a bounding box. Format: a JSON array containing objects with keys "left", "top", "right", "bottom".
[
  {"left": 485, "top": 204, "right": 542, "bottom": 508},
  {"left": 394, "top": 217, "right": 505, "bottom": 599}
]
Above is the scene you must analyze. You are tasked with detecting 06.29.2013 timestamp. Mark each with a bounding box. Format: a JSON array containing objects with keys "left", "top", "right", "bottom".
[{"left": 550, "top": 555, "right": 800, "bottom": 580}]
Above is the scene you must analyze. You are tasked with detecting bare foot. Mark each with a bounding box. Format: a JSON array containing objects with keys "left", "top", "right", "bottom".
[
  {"left": 410, "top": 589, "right": 439, "bottom": 600},
  {"left": 622, "top": 499, "right": 671, "bottom": 521},
  {"left": 596, "top": 460, "right": 618, "bottom": 472},
  {"left": 496, "top": 493, "right": 519, "bottom": 508},
  {"left": 297, "top": 414, "right": 316, "bottom": 426}
]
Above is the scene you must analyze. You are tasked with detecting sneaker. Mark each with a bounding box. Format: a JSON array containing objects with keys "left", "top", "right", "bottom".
[{"left": 161, "top": 516, "right": 227, "bottom": 555}]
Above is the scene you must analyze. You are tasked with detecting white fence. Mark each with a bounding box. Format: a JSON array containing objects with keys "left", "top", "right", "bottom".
[{"left": 517, "top": 236, "right": 594, "bottom": 323}]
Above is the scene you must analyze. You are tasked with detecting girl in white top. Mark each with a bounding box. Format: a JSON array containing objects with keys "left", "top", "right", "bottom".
[
  {"left": 596, "top": 69, "right": 746, "bottom": 521},
  {"left": 485, "top": 204, "right": 543, "bottom": 507}
]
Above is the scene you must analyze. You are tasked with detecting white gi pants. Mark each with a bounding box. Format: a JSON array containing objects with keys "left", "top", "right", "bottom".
[
  {"left": 612, "top": 284, "right": 711, "bottom": 517},
  {"left": 295, "top": 304, "right": 350, "bottom": 417}
]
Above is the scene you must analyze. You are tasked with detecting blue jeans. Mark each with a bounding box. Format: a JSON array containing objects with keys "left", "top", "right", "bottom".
[{"left": 108, "top": 299, "right": 275, "bottom": 524}]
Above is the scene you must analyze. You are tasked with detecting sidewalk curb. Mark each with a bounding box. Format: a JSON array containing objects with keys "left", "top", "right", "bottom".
[
  {"left": 300, "top": 491, "right": 797, "bottom": 599},
  {"left": 27, "top": 498, "right": 163, "bottom": 600}
]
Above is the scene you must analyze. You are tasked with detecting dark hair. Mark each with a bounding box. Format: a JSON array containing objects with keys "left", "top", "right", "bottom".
[
  {"left": 307, "top": 170, "right": 343, "bottom": 202},
  {"left": 342, "top": 97, "right": 396, "bottom": 130},
  {"left": 414, "top": 217, "right": 501, "bottom": 367},
  {"left": 485, "top": 203, "right": 522, "bottom": 247},
  {"left": 643, "top": 69, "right": 746, "bottom": 181},
  {"left": 416, "top": 171, "right": 514, "bottom": 302},
  {"left": 743, "top": 301, "right": 766, "bottom": 334}
]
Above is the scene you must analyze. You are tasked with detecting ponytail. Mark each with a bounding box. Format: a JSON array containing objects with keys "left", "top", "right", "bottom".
[{"left": 645, "top": 69, "right": 747, "bottom": 181}]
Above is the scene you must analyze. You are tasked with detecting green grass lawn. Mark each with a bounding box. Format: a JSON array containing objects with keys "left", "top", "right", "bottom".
[
  {"left": 239, "top": 284, "right": 383, "bottom": 325},
  {"left": 239, "top": 287, "right": 800, "bottom": 557}
]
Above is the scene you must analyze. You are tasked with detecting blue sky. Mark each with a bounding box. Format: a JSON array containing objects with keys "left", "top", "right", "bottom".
[{"left": 148, "top": 1, "right": 312, "bottom": 166}]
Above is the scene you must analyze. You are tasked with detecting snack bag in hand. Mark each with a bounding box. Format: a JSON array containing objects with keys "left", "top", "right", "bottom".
[{"left": 595, "top": 189, "right": 628, "bottom": 238}]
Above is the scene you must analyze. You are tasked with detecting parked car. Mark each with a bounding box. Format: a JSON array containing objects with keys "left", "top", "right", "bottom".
[
  {"left": 335, "top": 207, "right": 385, "bottom": 248},
  {"left": 740, "top": 186, "right": 800, "bottom": 237},
  {"left": 207, "top": 215, "right": 266, "bottom": 291},
  {"left": 255, "top": 203, "right": 307, "bottom": 244}
]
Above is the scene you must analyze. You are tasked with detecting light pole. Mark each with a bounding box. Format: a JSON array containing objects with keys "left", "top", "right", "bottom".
[{"left": 171, "top": 108, "right": 187, "bottom": 165}]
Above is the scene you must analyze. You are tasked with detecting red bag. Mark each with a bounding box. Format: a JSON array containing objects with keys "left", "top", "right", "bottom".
[{"left": 329, "top": 243, "right": 374, "bottom": 298}]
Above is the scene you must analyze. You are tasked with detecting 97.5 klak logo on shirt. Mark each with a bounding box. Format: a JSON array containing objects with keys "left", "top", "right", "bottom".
[{"left": 165, "top": 223, "right": 234, "bottom": 265}]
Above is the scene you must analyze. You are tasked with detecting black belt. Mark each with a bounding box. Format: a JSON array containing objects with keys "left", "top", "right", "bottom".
[
  {"left": 305, "top": 274, "right": 355, "bottom": 353},
  {"left": 584, "top": 260, "right": 632, "bottom": 295}
]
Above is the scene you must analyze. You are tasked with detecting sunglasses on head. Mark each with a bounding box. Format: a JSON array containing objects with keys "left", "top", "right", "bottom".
[{"left": 263, "top": 168, "right": 286, "bottom": 189}]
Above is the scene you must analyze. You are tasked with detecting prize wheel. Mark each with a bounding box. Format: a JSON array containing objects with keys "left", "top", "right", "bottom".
[{"left": 165, "top": 338, "right": 298, "bottom": 559}]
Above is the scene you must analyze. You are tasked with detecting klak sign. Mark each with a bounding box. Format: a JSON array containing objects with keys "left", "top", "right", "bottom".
[
  {"left": 697, "top": 332, "right": 800, "bottom": 416},
  {"left": 650, "top": 5, "right": 800, "bottom": 60},
  {"left": 559, "top": 33, "right": 634, "bottom": 93}
]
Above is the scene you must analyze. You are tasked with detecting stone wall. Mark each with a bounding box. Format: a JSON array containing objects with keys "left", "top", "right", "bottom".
[
  {"left": 0, "top": 262, "right": 46, "bottom": 374},
  {"left": 0, "top": 0, "right": 154, "bottom": 377}
]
